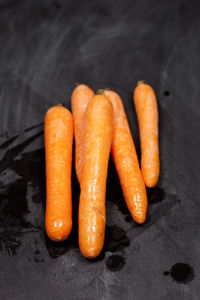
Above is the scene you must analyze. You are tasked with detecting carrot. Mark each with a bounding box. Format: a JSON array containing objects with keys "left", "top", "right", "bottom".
[
  {"left": 45, "top": 105, "right": 73, "bottom": 241},
  {"left": 71, "top": 84, "right": 94, "bottom": 183},
  {"left": 134, "top": 81, "right": 159, "bottom": 187},
  {"left": 79, "top": 95, "right": 113, "bottom": 258},
  {"left": 104, "top": 90, "right": 147, "bottom": 224}
]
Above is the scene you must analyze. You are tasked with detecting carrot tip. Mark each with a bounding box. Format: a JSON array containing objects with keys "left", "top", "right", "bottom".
[
  {"left": 56, "top": 103, "right": 64, "bottom": 107},
  {"left": 75, "top": 82, "right": 80, "bottom": 87},
  {"left": 137, "top": 80, "right": 145, "bottom": 86}
]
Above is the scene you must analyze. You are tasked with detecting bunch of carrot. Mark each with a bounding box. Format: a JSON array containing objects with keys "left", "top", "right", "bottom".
[{"left": 44, "top": 82, "right": 159, "bottom": 258}]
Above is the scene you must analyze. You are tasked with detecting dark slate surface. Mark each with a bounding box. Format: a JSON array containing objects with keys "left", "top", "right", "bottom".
[{"left": 0, "top": 0, "right": 200, "bottom": 299}]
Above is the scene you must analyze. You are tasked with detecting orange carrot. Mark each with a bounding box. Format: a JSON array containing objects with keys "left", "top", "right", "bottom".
[
  {"left": 79, "top": 95, "right": 112, "bottom": 258},
  {"left": 45, "top": 105, "right": 73, "bottom": 241},
  {"left": 134, "top": 82, "right": 159, "bottom": 187},
  {"left": 104, "top": 90, "right": 147, "bottom": 224},
  {"left": 71, "top": 84, "right": 94, "bottom": 183}
]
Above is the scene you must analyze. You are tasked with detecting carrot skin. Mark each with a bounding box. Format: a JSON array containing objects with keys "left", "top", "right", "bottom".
[
  {"left": 45, "top": 105, "right": 73, "bottom": 241},
  {"left": 79, "top": 95, "right": 113, "bottom": 258},
  {"left": 134, "top": 82, "right": 159, "bottom": 187},
  {"left": 104, "top": 90, "right": 147, "bottom": 224},
  {"left": 71, "top": 84, "right": 94, "bottom": 183}
]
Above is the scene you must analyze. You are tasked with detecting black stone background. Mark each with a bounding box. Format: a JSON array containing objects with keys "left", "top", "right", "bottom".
[{"left": 0, "top": 0, "right": 200, "bottom": 299}]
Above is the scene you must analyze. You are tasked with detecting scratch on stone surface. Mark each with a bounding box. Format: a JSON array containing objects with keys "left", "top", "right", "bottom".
[
  {"left": 82, "top": 273, "right": 101, "bottom": 291},
  {"left": 90, "top": 204, "right": 105, "bottom": 222}
]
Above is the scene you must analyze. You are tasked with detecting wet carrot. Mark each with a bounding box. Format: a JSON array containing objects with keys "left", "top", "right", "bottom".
[
  {"left": 134, "top": 82, "right": 159, "bottom": 187},
  {"left": 45, "top": 105, "right": 73, "bottom": 241},
  {"left": 71, "top": 84, "right": 94, "bottom": 183},
  {"left": 104, "top": 90, "right": 147, "bottom": 224},
  {"left": 79, "top": 95, "right": 112, "bottom": 258}
]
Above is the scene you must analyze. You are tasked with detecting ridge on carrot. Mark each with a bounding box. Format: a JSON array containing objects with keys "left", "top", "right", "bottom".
[{"left": 134, "top": 81, "right": 159, "bottom": 187}]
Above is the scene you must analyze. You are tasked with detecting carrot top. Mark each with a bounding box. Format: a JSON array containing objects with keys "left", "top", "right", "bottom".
[
  {"left": 96, "top": 89, "right": 106, "bottom": 96},
  {"left": 137, "top": 80, "right": 145, "bottom": 86}
]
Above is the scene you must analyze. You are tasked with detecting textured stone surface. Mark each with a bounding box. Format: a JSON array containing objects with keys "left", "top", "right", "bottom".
[{"left": 0, "top": 0, "right": 199, "bottom": 299}]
